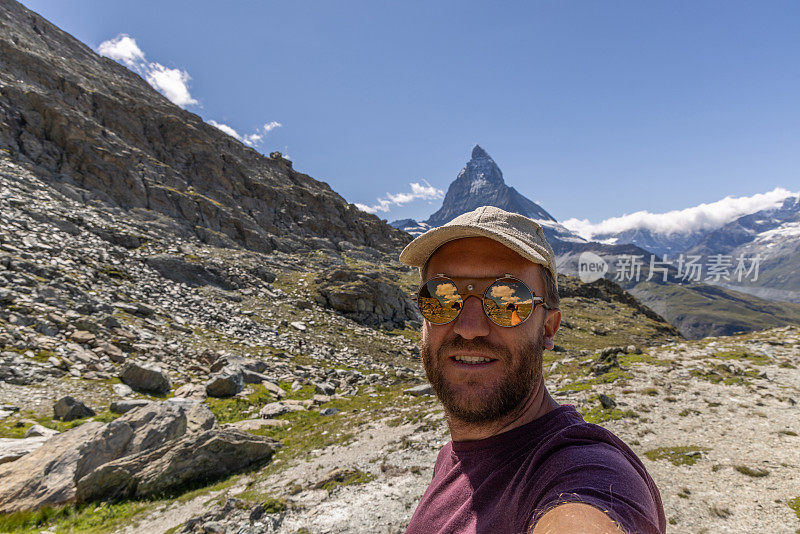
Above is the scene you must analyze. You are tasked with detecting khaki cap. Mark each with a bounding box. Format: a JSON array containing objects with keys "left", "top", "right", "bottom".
[{"left": 399, "top": 206, "right": 558, "bottom": 288}]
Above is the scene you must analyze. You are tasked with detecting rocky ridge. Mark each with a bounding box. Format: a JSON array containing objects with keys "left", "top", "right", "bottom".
[{"left": 0, "top": 0, "right": 409, "bottom": 257}]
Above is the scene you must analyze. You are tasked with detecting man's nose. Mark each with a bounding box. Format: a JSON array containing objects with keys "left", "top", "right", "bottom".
[{"left": 452, "top": 295, "right": 491, "bottom": 339}]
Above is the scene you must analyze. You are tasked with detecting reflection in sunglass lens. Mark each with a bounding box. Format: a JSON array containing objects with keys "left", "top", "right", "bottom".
[
  {"left": 483, "top": 280, "right": 534, "bottom": 327},
  {"left": 418, "top": 279, "right": 462, "bottom": 324}
]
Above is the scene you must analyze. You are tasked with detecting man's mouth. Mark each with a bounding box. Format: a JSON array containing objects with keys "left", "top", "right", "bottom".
[{"left": 450, "top": 355, "right": 498, "bottom": 366}]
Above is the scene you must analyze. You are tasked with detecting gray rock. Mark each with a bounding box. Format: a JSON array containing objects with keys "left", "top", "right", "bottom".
[
  {"left": 53, "top": 396, "right": 95, "bottom": 421},
  {"left": 112, "top": 383, "right": 134, "bottom": 397},
  {"left": 598, "top": 394, "right": 617, "bottom": 409},
  {"left": 404, "top": 384, "right": 433, "bottom": 396},
  {"left": 120, "top": 361, "right": 172, "bottom": 394},
  {"left": 319, "top": 408, "right": 339, "bottom": 416},
  {"left": 145, "top": 255, "right": 239, "bottom": 290},
  {"left": 261, "top": 380, "right": 285, "bottom": 398},
  {"left": 163, "top": 398, "right": 216, "bottom": 430},
  {"left": 315, "top": 267, "right": 419, "bottom": 328},
  {"left": 24, "top": 425, "right": 60, "bottom": 438},
  {"left": 591, "top": 350, "right": 621, "bottom": 375},
  {"left": 0, "top": 436, "right": 50, "bottom": 465},
  {"left": 241, "top": 368, "right": 270, "bottom": 384},
  {"left": 205, "top": 365, "right": 245, "bottom": 398},
  {"left": 314, "top": 381, "right": 336, "bottom": 395},
  {"left": 258, "top": 402, "right": 291, "bottom": 418},
  {"left": 75, "top": 427, "right": 280, "bottom": 502},
  {"left": 174, "top": 383, "right": 207, "bottom": 399},
  {"left": 0, "top": 401, "right": 200, "bottom": 512},
  {"left": 110, "top": 399, "right": 151, "bottom": 414}
]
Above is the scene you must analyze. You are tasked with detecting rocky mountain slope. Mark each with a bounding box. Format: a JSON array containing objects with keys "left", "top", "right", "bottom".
[{"left": 0, "top": 0, "right": 408, "bottom": 256}]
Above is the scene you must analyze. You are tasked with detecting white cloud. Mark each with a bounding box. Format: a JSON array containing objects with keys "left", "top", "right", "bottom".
[
  {"left": 145, "top": 64, "right": 198, "bottom": 107},
  {"left": 562, "top": 187, "right": 798, "bottom": 239},
  {"left": 97, "top": 34, "right": 197, "bottom": 108},
  {"left": 207, "top": 120, "right": 282, "bottom": 148},
  {"left": 263, "top": 121, "right": 282, "bottom": 132},
  {"left": 207, "top": 120, "right": 243, "bottom": 141},
  {"left": 96, "top": 34, "right": 145, "bottom": 68},
  {"left": 356, "top": 180, "right": 444, "bottom": 214}
]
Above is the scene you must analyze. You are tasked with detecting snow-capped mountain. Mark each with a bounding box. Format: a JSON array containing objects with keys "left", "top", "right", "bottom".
[
  {"left": 685, "top": 193, "right": 800, "bottom": 301},
  {"left": 566, "top": 190, "right": 800, "bottom": 302},
  {"left": 391, "top": 145, "right": 585, "bottom": 245}
]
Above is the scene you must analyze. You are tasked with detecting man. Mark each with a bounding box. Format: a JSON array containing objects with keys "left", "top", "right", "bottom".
[{"left": 400, "top": 206, "right": 665, "bottom": 534}]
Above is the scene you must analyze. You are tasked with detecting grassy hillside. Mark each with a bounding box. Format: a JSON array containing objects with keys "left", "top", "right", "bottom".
[{"left": 630, "top": 280, "right": 800, "bottom": 339}]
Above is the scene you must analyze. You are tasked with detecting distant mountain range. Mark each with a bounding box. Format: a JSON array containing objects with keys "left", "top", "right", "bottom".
[{"left": 391, "top": 146, "right": 800, "bottom": 337}]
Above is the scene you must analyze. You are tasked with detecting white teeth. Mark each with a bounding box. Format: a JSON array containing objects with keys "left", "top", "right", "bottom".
[{"left": 454, "top": 355, "right": 492, "bottom": 364}]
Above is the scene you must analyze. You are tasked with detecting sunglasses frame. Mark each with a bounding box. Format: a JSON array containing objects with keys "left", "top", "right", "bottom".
[{"left": 414, "top": 273, "right": 554, "bottom": 328}]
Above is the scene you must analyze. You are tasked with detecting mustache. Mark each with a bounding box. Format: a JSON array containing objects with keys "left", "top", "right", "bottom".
[{"left": 437, "top": 336, "right": 511, "bottom": 360}]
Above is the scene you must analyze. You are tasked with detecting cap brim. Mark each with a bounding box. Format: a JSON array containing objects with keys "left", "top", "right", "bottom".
[{"left": 399, "top": 224, "right": 550, "bottom": 271}]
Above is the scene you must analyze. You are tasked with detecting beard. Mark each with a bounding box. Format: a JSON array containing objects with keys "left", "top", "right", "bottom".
[{"left": 421, "top": 328, "right": 544, "bottom": 424}]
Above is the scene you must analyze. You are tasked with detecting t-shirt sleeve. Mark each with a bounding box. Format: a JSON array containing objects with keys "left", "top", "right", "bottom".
[{"left": 528, "top": 441, "right": 664, "bottom": 534}]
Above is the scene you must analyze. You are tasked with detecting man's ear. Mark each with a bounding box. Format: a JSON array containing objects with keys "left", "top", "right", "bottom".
[{"left": 542, "top": 309, "right": 561, "bottom": 350}]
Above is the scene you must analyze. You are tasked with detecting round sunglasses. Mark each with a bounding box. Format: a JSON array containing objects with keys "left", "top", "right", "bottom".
[{"left": 414, "top": 273, "right": 554, "bottom": 327}]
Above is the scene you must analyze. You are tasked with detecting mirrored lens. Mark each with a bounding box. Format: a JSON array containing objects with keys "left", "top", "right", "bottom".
[
  {"left": 483, "top": 280, "right": 534, "bottom": 327},
  {"left": 418, "top": 279, "right": 463, "bottom": 324}
]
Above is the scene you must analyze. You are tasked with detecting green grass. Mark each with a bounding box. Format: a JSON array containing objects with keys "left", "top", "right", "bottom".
[
  {"left": 35, "top": 416, "right": 90, "bottom": 433},
  {"left": 713, "top": 350, "right": 771, "bottom": 365},
  {"left": 644, "top": 446, "right": 708, "bottom": 466},
  {"left": 0, "top": 417, "right": 32, "bottom": 439},
  {"left": 204, "top": 384, "right": 275, "bottom": 424},
  {"left": 0, "top": 500, "right": 157, "bottom": 534},
  {"left": 579, "top": 397, "right": 639, "bottom": 425},
  {"left": 788, "top": 497, "right": 800, "bottom": 525},
  {"left": 733, "top": 464, "right": 769, "bottom": 477},
  {"left": 558, "top": 368, "right": 632, "bottom": 393},
  {"left": 318, "top": 468, "right": 376, "bottom": 492},
  {"left": 629, "top": 280, "right": 800, "bottom": 339},
  {"left": 690, "top": 363, "right": 761, "bottom": 386},
  {"left": 247, "top": 381, "right": 427, "bottom": 463}
]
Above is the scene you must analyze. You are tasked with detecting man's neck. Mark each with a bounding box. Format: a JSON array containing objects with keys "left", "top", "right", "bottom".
[{"left": 446, "top": 380, "right": 559, "bottom": 442}]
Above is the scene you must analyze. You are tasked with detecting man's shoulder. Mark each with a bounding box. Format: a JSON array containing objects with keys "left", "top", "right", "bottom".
[
  {"left": 527, "top": 408, "right": 665, "bottom": 534},
  {"left": 533, "top": 407, "right": 654, "bottom": 491}
]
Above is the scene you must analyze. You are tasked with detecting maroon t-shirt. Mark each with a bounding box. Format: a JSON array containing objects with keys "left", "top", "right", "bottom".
[{"left": 405, "top": 405, "right": 665, "bottom": 534}]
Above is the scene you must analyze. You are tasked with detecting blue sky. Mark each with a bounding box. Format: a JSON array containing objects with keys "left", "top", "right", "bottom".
[{"left": 20, "top": 0, "right": 800, "bottom": 227}]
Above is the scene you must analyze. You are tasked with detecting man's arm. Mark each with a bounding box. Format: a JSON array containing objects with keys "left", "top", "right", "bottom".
[{"left": 530, "top": 503, "right": 626, "bottom": 534}]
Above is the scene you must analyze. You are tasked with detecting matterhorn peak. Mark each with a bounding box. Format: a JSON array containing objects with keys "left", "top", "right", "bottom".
[
  {"left": 471, "top": 144, "right": 490, "bottom": 160},
  {"left": 425, "top": 145, "right": 556, "bottom": 227}
]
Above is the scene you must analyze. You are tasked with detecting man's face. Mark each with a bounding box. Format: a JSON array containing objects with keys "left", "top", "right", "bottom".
[{"left": 420, "top": 237, "right": 553, "bottom": 424}]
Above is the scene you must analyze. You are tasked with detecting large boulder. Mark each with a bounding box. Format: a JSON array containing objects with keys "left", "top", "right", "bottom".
[
  {"left": 0, "top": 436, "right": 50, "bottom": 465},
  {"left": 53, "top": 396, "right": 95, "bottom": 421},
  {"left": 75, "top": 428, "right": 279, "bottom": 502},
  {"left": 120, "top": 361, "right": 172, "bottom": 394},
  {"left": 145, "top": 255, "right": 240, "bottom": 290},
  {"left": 0, "top": 401, "right": 213, "bottom": 512},
  {"left": 315, "top": 267, "right": 420, "bottom": 328},
  {"left": 205, "top": 365, "right": 244, "bottom": 398}
]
